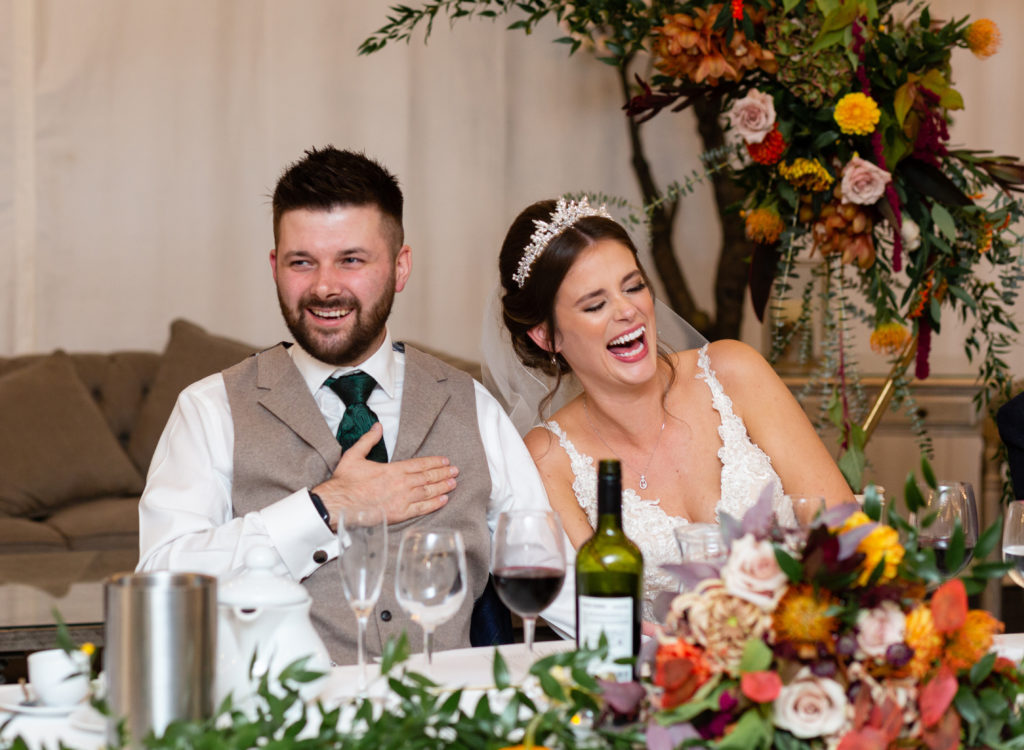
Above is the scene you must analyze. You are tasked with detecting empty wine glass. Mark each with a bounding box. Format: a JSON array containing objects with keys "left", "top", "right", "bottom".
[
  {"left": 673, "top": 523, "right": 726, "bottom": 564},
  {"left": 395, "top": 528, "right": 468, "bottom": 664},
  {"left": 491, "top": 510, "right": 566, "bottom": 652},
  {"left": 1002, "top": 500, "right": 1024, "bottom": 588},
  {"left": 337, "top": 506, "right": 387, "bottom": 689},
  {"left": 786, "top": 495, "right": 826, "bottom": 530},
  {"left": 912, "top": 481, "right": 979, "bottom": 579}
]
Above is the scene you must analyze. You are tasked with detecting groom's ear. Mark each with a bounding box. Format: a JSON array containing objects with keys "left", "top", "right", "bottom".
[{"left": 527, "top": 324, "right": 558, "bottom": 353}]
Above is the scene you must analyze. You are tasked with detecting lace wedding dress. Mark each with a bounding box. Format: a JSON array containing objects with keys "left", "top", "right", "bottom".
[{"left": 543, "top": 344, "right": 794, "bottom": 620}]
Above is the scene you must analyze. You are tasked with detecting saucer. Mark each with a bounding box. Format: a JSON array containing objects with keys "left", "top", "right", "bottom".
[{"left": 69, "top": 703, "right": 106, "bottom": 733}]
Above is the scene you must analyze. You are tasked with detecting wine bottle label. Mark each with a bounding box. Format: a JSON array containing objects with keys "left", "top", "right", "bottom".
[{"left": 577, "top": 595, "right": 634, "bottom": 682}]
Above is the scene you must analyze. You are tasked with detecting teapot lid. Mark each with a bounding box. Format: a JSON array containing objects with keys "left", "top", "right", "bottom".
[{"left": 219, "top": 545, "right": 310, "bottom": 607}]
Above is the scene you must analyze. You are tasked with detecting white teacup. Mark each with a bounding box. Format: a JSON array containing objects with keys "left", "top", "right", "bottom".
[{"left": 27, "top": 648, "right": 90, "bottom": 707}]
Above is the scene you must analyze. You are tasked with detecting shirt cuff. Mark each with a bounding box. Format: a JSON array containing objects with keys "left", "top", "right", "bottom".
[{"left": 260, "top": 489, "right": 338, "bottom": 579}]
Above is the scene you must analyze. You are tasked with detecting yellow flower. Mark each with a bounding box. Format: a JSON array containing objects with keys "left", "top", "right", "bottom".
[
  {"left": 904, "top": 605, "right": 941, "bottom": 679},
  {"left": 834, "top": 92, "right": 881, "bottom": 136},
  {"left": 773, "top": 584, "right": 839, "bottom": 655},
  {"left": 869, "top": 321, "right": 910, "bottom": 355},
  {"left": 966, "top": 19, "right": 1001, "bottom": 59},
  {"left": 978, "top": 223, "right": 993, "bottom": 254},
  {"left": 778, "top": 158, "right": 834, "bottom": 192},
  {"left": 743, "top": 207, "right": 785, "bottom": 243},
  {"left": 80, "top": 642, "right": 96, "bottom": 656},
  {"left": 945, "top": 609, "right": 1003, "bottom": 671},
  {"left": 839, "top": 511, "right": 904, "bottom": 586}
]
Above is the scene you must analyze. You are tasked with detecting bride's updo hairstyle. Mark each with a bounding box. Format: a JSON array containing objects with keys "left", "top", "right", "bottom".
[{"left": 499, "top": 199, "right": 654, "bottom": 388}]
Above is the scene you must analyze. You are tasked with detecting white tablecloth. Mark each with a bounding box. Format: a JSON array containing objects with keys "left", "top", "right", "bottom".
[{"left": 0, "top": 640, "right": 573, "bottom": 749}]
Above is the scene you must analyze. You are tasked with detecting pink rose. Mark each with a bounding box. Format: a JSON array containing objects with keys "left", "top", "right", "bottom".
[
  {"left": 721, "top": 533, "right": 788, "bottom": 610},
  {"left": 728, "top": 89, "right": 776, "bottom": 144},
  {"left": 773, "top": 668, "right": 849, "bottom": 739},
  {"left": 856, "top": 600, "right": 906, "bottom": 658},
  {"left": 840, "top": 156, "right": 891, "bottom": 205}
]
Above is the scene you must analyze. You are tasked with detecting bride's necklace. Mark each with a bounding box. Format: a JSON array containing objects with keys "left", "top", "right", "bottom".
[{"left": 583, "top": 395, "right": 666, "bottom": 491}]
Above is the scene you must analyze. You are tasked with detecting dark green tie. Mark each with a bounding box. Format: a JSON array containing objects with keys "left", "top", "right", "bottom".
[{"left": 326, "top": 371, "right": 388, "bottom": 463}]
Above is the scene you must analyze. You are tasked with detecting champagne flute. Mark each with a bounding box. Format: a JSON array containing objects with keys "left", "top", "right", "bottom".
[
  {"left": 337, "top": 506, "right": 387, "bottom": 689},
  {"left": 491, "top": 510, "right": 566, "bottom": 652},
  {"left": 1002, "top": 500, "right": 1024, "bottom": 588},
  {"left": 913, "top": 481, "right": 979, "bottom": 579},
  {"left": 395, "top": 528, "right": 468, "bottom": 664}
]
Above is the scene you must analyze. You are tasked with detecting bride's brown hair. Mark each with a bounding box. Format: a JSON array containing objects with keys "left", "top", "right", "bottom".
[{"left": 498, "top": 199, "right": 674, "bottom": 415}]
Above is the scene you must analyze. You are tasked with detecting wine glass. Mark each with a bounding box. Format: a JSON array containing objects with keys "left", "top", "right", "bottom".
[
  {"left": 337, "top": 506, "right": 387, "bottom": 689},
  {"left": 673, "top": 523, "right": 726, "bottom": 564},
  {"left": 913, "top": 481, "right": 979, "bottom": 579},
  {"left": 395, "top": 528, "right": 468, "bottom": 664},
  {"left": 491, "top": 510, "right": 566, "bottom": 652},
  {"left": 786, "top": 495, "right": 826, "bottom": 530},
  {"left": 1002, "top": 501, "right": 1024, "bottom": 588}
]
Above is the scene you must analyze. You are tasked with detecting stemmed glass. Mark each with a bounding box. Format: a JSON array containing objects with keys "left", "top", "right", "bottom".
[
  {"left": 395, "top": 528, "right": 468, "bottom": 664},
  {"left": 912, "top": 481, "right": 979, "bottom": 579},
  {"left": 1002, "top": 501, "right": 1024, "bottom": 588},
  {"left": 491, "top": 510, "right": 566, "bottom": 652},
  {"left": 337, "top": 506, "right": 388, "bottom": 689}
]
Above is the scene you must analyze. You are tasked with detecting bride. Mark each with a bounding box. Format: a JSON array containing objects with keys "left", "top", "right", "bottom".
[{"left": 487, "top": 197, "right": 853, "bottom": 623}]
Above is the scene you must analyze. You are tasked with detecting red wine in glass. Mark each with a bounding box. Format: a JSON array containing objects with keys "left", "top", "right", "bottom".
[
  {"left": 493, "top": 566, "right": 565, "bottom": 615},
  {"left": 920, "top": 538, "right": 975, "bottom": 578}
]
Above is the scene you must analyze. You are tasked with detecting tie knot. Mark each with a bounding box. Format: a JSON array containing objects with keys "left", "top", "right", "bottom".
[{"left": 326, "top": 371, "right": 377, "bottom": 406}]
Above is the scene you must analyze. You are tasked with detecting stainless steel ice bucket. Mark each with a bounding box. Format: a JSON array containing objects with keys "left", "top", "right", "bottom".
[{"left": 104, "top": 571, "right": 217, "bottom": 747}]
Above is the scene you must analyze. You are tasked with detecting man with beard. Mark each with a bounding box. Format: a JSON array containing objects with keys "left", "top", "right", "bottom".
[{"left": 137, "top": 147, "right": 573, "bottom": 664}]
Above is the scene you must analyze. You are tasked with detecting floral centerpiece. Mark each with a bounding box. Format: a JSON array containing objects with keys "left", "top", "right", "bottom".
[{"left": 606, "top": 479, "right": 1022, "bottom": 750}]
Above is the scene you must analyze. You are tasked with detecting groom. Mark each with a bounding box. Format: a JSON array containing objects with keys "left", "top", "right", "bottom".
[{"left": 137, "top": 146, "right": 572, "bottom": 663}]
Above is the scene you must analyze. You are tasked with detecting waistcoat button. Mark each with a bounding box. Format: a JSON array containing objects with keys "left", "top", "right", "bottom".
[{"left": 380, "top": 610, "right": 392, "bottom": 622}]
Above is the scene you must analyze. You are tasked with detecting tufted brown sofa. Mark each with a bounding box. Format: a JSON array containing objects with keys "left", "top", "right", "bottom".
[
  {"left": 0, "top": 319, "right": 483, "bottom": 558},
  {"left": 0, "top": 320, "right": 260, "bottom": 556}
]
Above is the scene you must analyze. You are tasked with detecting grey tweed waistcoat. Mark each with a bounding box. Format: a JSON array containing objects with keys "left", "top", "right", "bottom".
[{"left": 222, "top": 343, "right": 492, "bottom": 665}]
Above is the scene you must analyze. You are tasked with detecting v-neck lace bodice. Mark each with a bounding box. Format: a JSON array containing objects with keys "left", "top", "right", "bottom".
[{"left": 544, "top": 343, "right": 791, "bottom": 620}]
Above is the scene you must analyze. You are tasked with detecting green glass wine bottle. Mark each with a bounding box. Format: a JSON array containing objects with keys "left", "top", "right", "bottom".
[{"left": 575, "top": 459, "right": 643, "bottom": 681}]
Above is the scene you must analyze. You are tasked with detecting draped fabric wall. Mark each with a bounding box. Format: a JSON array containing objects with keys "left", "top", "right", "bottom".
[{"left": 0, "top": 0, "right": 1021, "bottom": 380}]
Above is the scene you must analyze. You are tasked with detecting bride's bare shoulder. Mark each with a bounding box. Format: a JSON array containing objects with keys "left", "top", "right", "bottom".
[{"left": 523, "top": 398, "right": 582, "bottom": 467}]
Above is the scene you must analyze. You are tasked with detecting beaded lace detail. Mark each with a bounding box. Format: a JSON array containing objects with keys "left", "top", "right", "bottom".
[{"left": 544, "top": 343, "right": 791, "bottom": 621}]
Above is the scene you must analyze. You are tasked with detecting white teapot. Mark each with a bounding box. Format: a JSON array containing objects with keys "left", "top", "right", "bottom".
[{"left": 216, "top": 545, "right": 330, "bottom": 708}]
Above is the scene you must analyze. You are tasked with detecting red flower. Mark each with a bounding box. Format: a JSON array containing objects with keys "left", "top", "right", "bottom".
[
  {"left": 654, "top": 639, "right": 714, "bottom": 709},
  {"left": 930, "top": 579, "right": 967, "bottom": 634},
  {"left": 746, "top": 124, "right": 786, "bottom": 165},
  {"left": 731, "top": 0, "right": 743, "bottom": 21},
  {"left": 740, "top": 671, "right": 781, "bottom": 703}
]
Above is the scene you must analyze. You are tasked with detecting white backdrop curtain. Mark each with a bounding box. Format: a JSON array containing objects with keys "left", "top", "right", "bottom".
[{"left": 0, "top": 0, "right": 1021, "bottom": 379}]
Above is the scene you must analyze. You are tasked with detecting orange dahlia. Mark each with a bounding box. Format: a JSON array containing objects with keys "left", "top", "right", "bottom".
[
  {"left": 743, "top": 207, "right": 785, "bottom": 243},
  {"left": 773, "top": 583, "right": 839, "bottom": 656},
  {"left": 905, "top": 605, "right": 942, "bottom": 679},
  {"left": 870, "top": 321, "right": 910, "bottom": 355},
  {"left": 944, "top": 609, "right": 1003, "bottom": 671},
  {"left": 839, "top": 511, "right": 905, "bottom": 586},
  {"left": 654, "top": 638, "right": 714, "bottom": 709},
  {"left": 747, "top": 124, "right": 787, "bottom": 165},
  {"left": 834, "top": 92, "right": 881, "bottom": 136},
  {"left": 966, "top": 19, "right": 1001, "bottom": 59}
]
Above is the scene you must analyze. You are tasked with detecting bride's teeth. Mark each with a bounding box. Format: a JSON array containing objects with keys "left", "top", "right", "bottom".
[{"left": 609, "top": 326, "right": 645, "bottom": 346}]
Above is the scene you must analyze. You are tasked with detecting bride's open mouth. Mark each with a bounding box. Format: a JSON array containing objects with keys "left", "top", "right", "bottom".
[{"left": 607, "top": 325, "right": 647, "bottom": 361}]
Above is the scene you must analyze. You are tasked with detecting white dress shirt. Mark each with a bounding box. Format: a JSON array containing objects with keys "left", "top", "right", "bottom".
[{"left": 136, "top": 331, "right": 574, "bottom": 637}]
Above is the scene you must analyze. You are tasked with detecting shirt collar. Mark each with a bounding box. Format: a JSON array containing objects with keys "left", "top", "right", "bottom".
[{"left": 289, "top": 330, "right": 399, "bottom": 399}]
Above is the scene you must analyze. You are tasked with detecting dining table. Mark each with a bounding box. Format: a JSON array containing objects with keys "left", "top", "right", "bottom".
[{"left": 0, "top": 639, "right": 575, "bottom": 750}]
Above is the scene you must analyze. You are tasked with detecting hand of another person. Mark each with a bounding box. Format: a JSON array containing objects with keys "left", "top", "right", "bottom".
[{"left": 314, "top": 424, "right": 458, "bottom": 527}]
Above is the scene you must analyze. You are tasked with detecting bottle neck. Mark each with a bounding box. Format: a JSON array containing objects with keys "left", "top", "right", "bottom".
[{"left": 596, "top": 472, "right": 622, "bottom": 528}]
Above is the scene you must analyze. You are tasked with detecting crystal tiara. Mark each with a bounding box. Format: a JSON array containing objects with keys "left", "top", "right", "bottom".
[{"left": 512, "top": 197, "right": 613, "bottom": 288}]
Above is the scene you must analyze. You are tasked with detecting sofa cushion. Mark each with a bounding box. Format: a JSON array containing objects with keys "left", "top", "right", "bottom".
[
  {"left": 128, "top": 319, "right": 259, "bottom": 472},
  {"left": 0, "top": 517, "right": 69, "bottom": 552},
  {"left": 0, "top": 352, "right": 145, "bottom": 517},
  {"left": 47, "top": 497, "right": 140, "bottom": 551}
]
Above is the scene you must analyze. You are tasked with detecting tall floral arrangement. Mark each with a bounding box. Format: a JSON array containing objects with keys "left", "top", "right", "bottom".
[{"left": 363, "top": 0, "right": 1024, "bottom": 491}]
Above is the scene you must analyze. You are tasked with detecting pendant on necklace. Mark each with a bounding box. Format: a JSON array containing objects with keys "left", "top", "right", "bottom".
[{"left": 639, "top": 475, "right": 648, "bottom": 490}]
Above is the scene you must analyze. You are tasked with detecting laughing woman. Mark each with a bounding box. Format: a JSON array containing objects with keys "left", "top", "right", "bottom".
[{"left": 487, "top": 198, "right": 852, "bottom": 623}]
